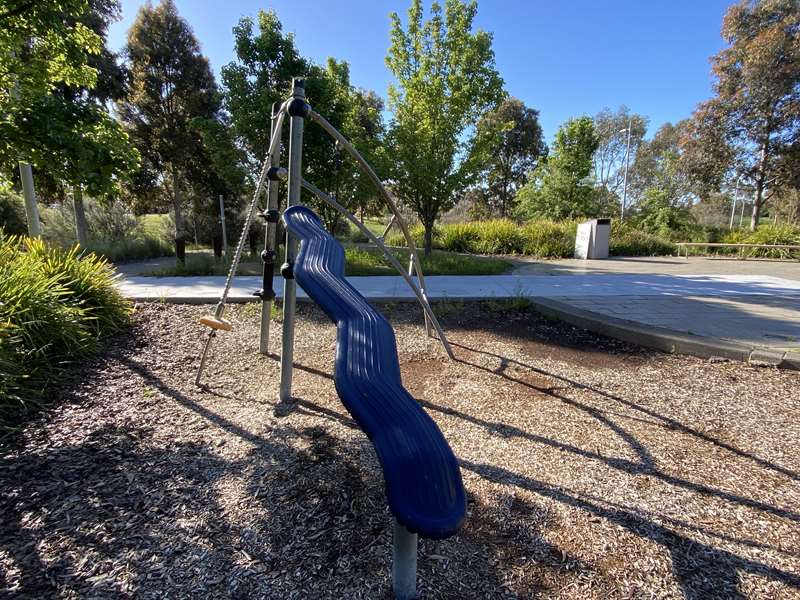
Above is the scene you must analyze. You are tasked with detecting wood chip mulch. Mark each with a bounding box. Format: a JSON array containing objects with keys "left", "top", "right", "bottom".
[{"left": 1, "top": 301, "right": 798, "bottom": 599}]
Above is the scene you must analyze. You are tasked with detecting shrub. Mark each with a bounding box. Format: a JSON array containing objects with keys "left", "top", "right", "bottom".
[
  {"left": 722, "top": 224, "right": 800, "bottom": 258},
  {"left": 438, "top": 222, "right": 482, "bottom": 252},
  {"left": 472, "top": 220, "right": 526, "bottom": 254},
  {"left": 520, "top": 220, "right": 577, "bottom": 257},
  {"left": 0, "top": 234, "right": 131, "bottom": 428},
  {"left": 0, "top": 185, "right": 27, "bottom": 235},
  {"left": 41, "top": 200, "right": 174, "bottom": 262},
  {"left": 610, "top": 222, "right": 676, "bottom": 256}
]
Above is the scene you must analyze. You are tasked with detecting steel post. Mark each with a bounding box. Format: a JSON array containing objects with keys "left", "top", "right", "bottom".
[
  {"left": 392, "top": 520, "right": 418, "bottom": 600},
  {"left": 279, "top": 78, "right": 306, "bottom": 404},
  {"left": 260, "top": 102, "right": 283, "bottom": 355}
]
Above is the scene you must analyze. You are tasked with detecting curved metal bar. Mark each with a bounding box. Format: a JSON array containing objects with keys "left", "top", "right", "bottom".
[
  {"left": 300, "top": 178, "right": 454, "bottom": 359},
  {"left": 307, "top": 110, "right": 433, "bottom": 337}
]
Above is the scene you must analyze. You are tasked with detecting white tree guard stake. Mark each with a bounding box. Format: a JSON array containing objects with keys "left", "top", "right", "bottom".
[
  {"left": 307, "top": 109, "right": 434, "bottom": 338},
  {"left": 278, "top": 78, "right": 306, "bottom": 405},
  {"left": 194, "top": 108, "right": 287, "bottom": 386},
  {"left": 18, "top": 161, "right": 41, "bottom": 237}
]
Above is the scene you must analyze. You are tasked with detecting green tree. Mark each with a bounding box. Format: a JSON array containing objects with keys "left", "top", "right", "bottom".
[
  {"left": 0, "top": 0, "right": 138, "bottom": 239},
  {"left": 515, "top": 116, "right": 600, "bottom": 221},
  {"left": 386, "top": 0, "right": 503, "bottom": 255},
  {"left": 118, "top": 0, "right": 222, "bottom": 261},
  {"left": 682, "top": 0, "right": 800, "bottom": 230},
  {"left": 475, "top": 97, "right": 546, "bottom": 217},
  {"left": 222, "top": 11, "right": 386, "bottom": 234}
]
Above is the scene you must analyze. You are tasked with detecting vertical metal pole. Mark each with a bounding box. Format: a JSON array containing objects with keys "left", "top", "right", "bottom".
[
  {"left": 279, "top": 78, "right": 305, "bottom": 404},
  {"left": 260, "top": 102, "right": 282, "bottom": 355},
  {"left": 18, "top": 162, "right": 41, "bottom": 237},
  {"left": 739, "top": 193, "right": 746, "bottom": 227},
  {"left": 392, "top": 519, "right": 418, "bottom": 600},
  {"left": 620, "top": 116, "right": 632, "bottom": 222},
  {"left": 219, "top": 194, "right": 229, "bottom": 261},
  {"left": 729, "top": 176, "right": 740, "bottom": 230}
]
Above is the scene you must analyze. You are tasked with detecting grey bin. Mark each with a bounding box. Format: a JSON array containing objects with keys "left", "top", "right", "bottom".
[{"left": 574, "top": 218, "right": 611, "bottom": 259}]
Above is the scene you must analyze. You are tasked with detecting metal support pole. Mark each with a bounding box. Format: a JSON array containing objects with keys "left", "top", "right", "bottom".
[
  {"left": 219, "top": 194, "right": 229, "bottom": 261},
  {"left": 392, "top": 519, "right": 418, "bottom": 600},
  {"left": 18, "top": 162, "right": 41, "bottom": 237},
  {"left": 620, "top": 116, "right": 632, "bottom": 222},
  {"left": 729, "top": 175, "right": 741, "bottom": 230},
  {"left": 260, "top": 102, "right": 283, "bottom": 355},
  {"left": 278, "top": 78, "right": 306, "bottom": 405},
  {"left": 380, "top": 214, "right": 397, "bottom": 241}
]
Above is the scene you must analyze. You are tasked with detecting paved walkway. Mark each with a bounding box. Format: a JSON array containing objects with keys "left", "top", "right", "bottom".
[
  {"left": 507, "top": 255, "right": 800, "bottom": 279},
  {"left": 118, "top": 272, "right": 800, "bottom": 364}
]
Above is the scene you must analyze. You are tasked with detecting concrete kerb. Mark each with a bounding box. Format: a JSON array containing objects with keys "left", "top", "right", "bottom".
[{"left": 528, "top": 297, "right": 800, "bottom": 371}]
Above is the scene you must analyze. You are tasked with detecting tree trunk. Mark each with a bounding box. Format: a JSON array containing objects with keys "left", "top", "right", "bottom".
[
  {"left": 72, "top": 184, "right": 89, "bottom": 247},
  {"left": 172, "top": 168, "right": 186, "bottom": 262},
  {"left": 423, "top": 220, "right": 433, "bottom": 257}
]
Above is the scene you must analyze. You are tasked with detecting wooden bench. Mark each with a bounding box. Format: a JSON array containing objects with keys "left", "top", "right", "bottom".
[{"left": 676, "top": 242, "right": 800, "bottom": 260}]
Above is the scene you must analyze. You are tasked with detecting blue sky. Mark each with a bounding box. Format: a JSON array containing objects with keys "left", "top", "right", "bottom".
[{"left": 107, "top": 0, "right": 733, "bottom": 142}]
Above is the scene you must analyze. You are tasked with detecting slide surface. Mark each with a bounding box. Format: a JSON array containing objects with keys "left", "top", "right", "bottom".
[{"left": 283, "top": 206, "right": 465, "bottom": 539}]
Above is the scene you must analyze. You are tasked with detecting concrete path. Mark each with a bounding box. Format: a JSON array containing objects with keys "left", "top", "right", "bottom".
[
  {"left": 508, "top": 255, "right": 800, "bottom": 279},
  {"left": 118, "top": 272, "right": 800, "bottom": 365}
]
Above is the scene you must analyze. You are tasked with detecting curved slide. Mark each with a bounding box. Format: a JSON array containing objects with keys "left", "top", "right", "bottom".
[{"left": 283, "top": 206, "right": 465, "bottom": 539}]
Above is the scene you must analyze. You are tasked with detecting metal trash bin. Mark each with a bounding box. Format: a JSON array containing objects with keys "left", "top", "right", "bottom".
[{"left": 574, "top": 218, "right": 611, "bottom": 259}]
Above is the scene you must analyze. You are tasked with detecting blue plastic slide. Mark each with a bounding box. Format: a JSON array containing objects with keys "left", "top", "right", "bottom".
[{"left": 282, "top": 206, "right": 466, "bottom": 539}]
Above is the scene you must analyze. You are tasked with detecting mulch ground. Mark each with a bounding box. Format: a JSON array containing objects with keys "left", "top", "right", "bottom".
[{"left": 1, "top": 301, "right": 798, "bottom": 599}]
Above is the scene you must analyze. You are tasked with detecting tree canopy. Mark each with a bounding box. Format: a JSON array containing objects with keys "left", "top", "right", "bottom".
[
  {"left": 386, "top": 0, "right": 504, "bottom": 254},
  {"left": 681, "top": 0, "right": 800, "bottom": 230},
  {"left": 475, "top": 97, "right": 546, "bottom": 217},
  {"left": 516, "top": 116, "right": 602, "bottom": 221}
]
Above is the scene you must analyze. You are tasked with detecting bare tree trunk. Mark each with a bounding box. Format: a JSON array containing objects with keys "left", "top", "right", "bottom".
[
  {"left": 172, "top": 167, "right": 186, "bottom": 262},
  {"left": 423, "top": 219, "right": 433, "bottom": 257},
  {"left": 72, "top": 185, "right": 89, "bottom": 247}
]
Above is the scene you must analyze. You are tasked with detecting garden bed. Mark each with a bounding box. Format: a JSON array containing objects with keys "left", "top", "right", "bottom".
[{"left": 1, "top": 303, "right": 798, "bottom": 598}]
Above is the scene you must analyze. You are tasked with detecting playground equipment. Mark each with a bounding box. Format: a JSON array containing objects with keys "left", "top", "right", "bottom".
[{"left": 195, "top": 78, "right": 464, "bottom": 598}]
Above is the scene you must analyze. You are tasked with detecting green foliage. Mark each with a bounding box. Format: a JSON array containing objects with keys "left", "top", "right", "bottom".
[
  {"left": 222, "top": 12, "right": 385, "bottom": 234},
  {"left": 476, "top": 97, "right": 547, "bottom": 217},
  {"left": 40, "top": 201, "right": 174, "bottom": 261},
  {"left": 515, "top": 116, "right": 602, "bottom": 221},
  {"left": 0, "top": 184, "right": 27, "bottom": 235},
  {"left": 0, "top": 233, "right": 131, "bottom": 427},
  {"left": 682, "top": 0, "right": 800, "bottom": 230},
  {"left": 0, "top": 0, "right": 139, "bottom": 198},
  {"left": 0, "top": 1, "right": 100, "bottom": 106},
  {"left": 387, "top": 219, "right": 577, "bottom": 258},
  {"left": 609, "top": 221, "right": 676, "bottom": 256},
  {"left": 635, "top": 187, "right": 697, "bottom": 239},
  {"left": 343, "top": 246, "right": 510, "bottom": 276},
  {"left": 720, "top": 224, "right": 800, "bottom": 258},
  {"left": 520, "top": 220, "right": 577, "bottom": 257},
  {"left": 386, "top": 0, "right": 504, "bottom": 254},
  {"left": 118, "top": 0, "right": 226, "bottom": 257}
]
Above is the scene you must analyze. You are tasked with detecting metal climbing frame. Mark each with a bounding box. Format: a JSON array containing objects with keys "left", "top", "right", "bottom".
[
  {"left": 194, "top": 77, "right": 454, "bottom": 599},
  {"left": 195, "top": 76, "right": 452, "bottom": 379}
]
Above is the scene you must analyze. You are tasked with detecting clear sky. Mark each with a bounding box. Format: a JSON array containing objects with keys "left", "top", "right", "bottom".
[{"left": 107, "top": 0, "right": 734, "bottom": 142}]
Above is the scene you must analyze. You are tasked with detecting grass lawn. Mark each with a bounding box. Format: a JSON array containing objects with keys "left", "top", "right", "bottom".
[{"left": 146, "top": 245, "right": 512, "bottom": 277}]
